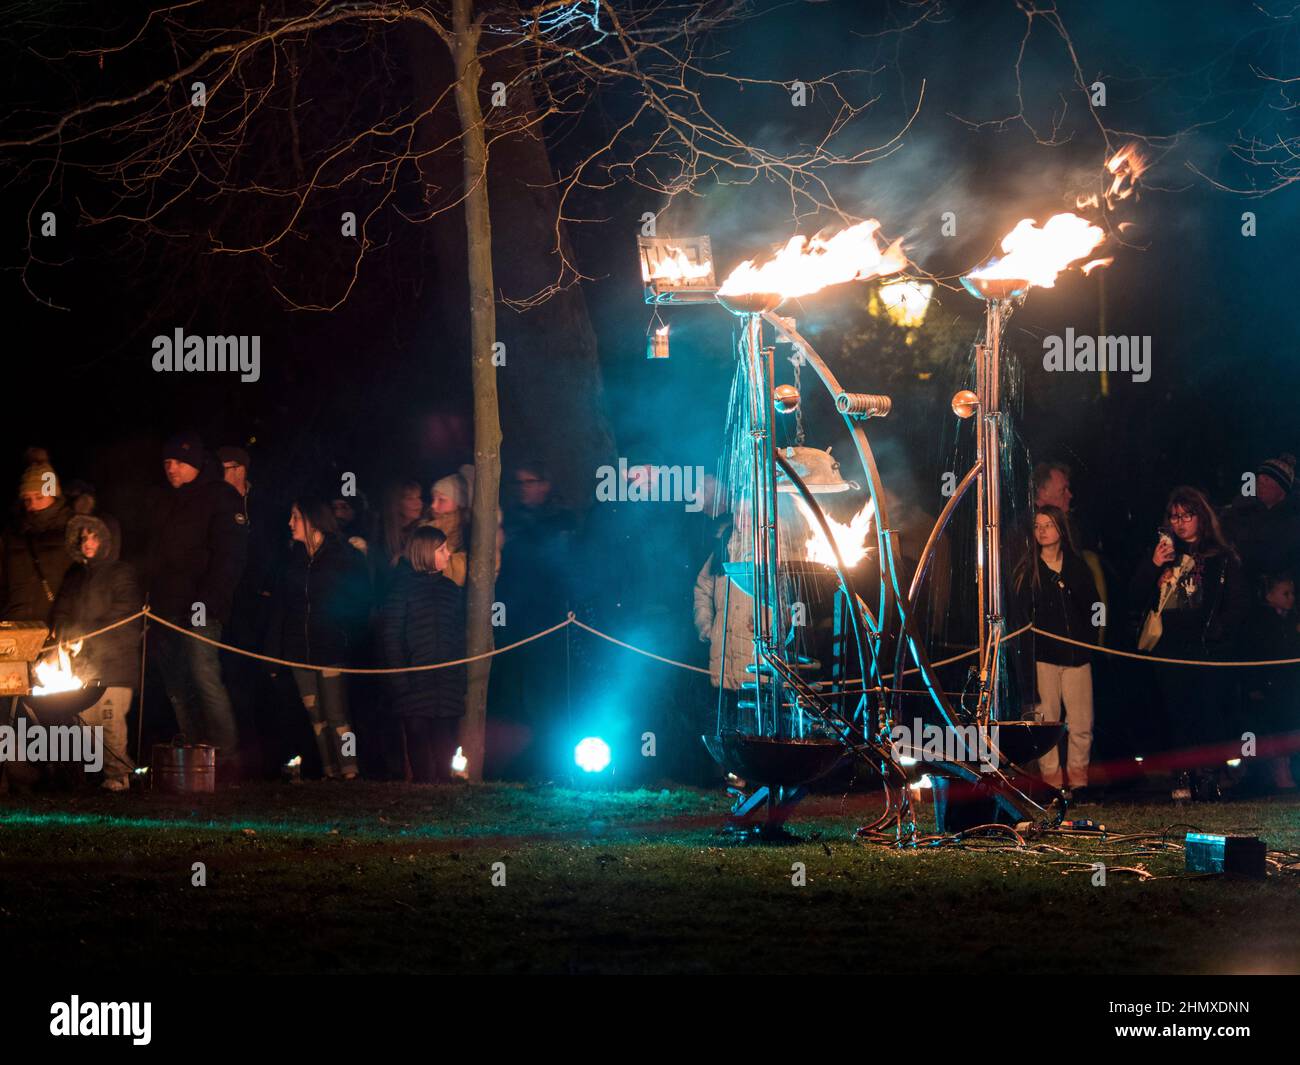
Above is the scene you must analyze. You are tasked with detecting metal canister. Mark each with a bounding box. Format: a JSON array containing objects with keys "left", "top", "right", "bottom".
[{"left": 151, "top": 742, "right": 216, "bottom": 793}]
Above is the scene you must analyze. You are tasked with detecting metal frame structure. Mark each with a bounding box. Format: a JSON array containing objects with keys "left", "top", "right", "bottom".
[{"left": 647, "top": 274, "right": 1055, "bottom": 840}]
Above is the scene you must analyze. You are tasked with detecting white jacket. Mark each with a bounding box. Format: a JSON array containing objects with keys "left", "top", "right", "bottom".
[{"left": 693, "top": 557, "right": 755, "bottom": 690}]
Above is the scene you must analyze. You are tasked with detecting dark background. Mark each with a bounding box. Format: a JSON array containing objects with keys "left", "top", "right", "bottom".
[{"left": 1, "top": 0, "right": 1295, "bottom": 620}]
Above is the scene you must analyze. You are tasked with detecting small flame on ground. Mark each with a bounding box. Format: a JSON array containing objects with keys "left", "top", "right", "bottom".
[
  {"left": 644, "top": 246, "right": 712, "bottom": 283},
  {"left": 286, "top": 755, "right": 302, "bottom": 767},
  {"left": 451, "top": 746, "right": 468, "bottom": 774},
  {"left": 32, "top": 644, "right": 83, "bottom": 695},
  {"left": 968, "top": 212, "right": 1106, "bottom": 290},
  {"left": 794, "top": 496, "right": 874, "bottom": 567},
  {"left": 718, "top": 219, "right": 905, "bottom": 299}
]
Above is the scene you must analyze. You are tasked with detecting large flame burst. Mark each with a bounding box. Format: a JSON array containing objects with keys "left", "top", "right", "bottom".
[
  {"left": 719, "top": 219, "right": 905, "bottom": 299},
  {"left": 968, "top": 212, "right": 1106, "bottom": 290}
]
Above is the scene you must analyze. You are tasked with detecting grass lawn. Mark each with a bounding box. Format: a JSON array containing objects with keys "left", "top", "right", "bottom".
[{"left": 1, "top": 781, "right": 1297, "bottom": 974}]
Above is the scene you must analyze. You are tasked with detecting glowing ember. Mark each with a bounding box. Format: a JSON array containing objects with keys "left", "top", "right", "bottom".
[
  {"left": 968, "top": 213, "right": 1106, "bottom": 290},
  {"left": 1105, "top": 142, "right": 1147, "bottom": 205},
  {"left": 32, "top": 643, "right": 83, "bottom": 695},
  {"left": 718, "top": 219, "right": 905, "bottom": 299},
  {"left": 644, "top": 246, "right": 713, "bottom": 284},
  {"left": 794, "top": 496, "right": 874, "bottom": 567}
]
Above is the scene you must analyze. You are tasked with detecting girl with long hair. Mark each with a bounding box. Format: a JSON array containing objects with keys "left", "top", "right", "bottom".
[
  {"left": 270, "top": 496, "right": 371, "bottom": 780},
  {"left": 1014, "top": 504, "right": 1099, "bottom": 795}
]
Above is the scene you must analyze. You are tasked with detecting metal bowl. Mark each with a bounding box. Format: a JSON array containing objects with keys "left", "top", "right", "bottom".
[
  {"left": 960, "top": 275, "right": 1028, "bottom": 300},
  {"left": 21, "top": 685, "right": 105, "bottom": 721},
  {"left": 716, "top": 291, "right": 784, "bottom": 315},
  {"left": 703, "top": 733, "right": 847, "bottom": 787},
  {"left": 989, "top": 721, "right": 1067, "bottom": 765}
]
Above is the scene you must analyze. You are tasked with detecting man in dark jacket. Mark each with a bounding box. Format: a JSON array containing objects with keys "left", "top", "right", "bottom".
[
  {"left": 1, "top": 461, "right": 75, "bottom": 625},
  {"left": 1221, "top": 453, "right": 1300, "bottom": 587},
  {"left": 147, "top": 433, "right": 248, "bottom": 773},
  {"left": 53, "top": 515, "right": 144, "bottom": 790}
]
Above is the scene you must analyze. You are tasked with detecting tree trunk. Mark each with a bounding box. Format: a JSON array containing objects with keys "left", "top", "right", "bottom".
[{"left": 449, "top": 0, "right": 498, "bottom": 781}]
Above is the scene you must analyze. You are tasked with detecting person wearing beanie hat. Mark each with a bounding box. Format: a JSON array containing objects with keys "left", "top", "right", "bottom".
[
  {"left": 147, "top": 431, "right": 249, "bottom": 778},
  {"left": 1223, "top": 452, "right": 1300, "bottom": 591},
  {"left": 1256, "top": 453, "right": 1295, "bottom": 507},
  {"left": 1, "top": 460, "right": 74, "bottom": 623}
]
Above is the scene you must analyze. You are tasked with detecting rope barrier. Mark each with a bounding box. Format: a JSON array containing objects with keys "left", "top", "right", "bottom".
[
  {"left": 143, "top": 609, "right": 571, "bottom": 674},
  {"left": 1027, "top": 626, "right": 1300, "bottom": 667},
  {"left": 35, "top": 606, "right": 1300, "bottom": 682},
  {"left": 568, "top": 614, "right": 711, "bottom": 675}
]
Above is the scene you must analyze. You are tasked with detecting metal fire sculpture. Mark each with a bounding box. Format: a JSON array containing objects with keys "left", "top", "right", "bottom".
[{"left": 639, "top": 210, "right": 1110, "bottom": 842}]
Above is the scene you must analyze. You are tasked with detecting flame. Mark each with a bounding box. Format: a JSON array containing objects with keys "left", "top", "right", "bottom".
[
  {"left": 1081, "top": 257, "right": 1113, "bottom": 275},
  {"left": 718, "top": 219, "right": 905, "bottom": 299},
  {"left": 644, "top": 246, "right": 712, "bottom": 284},
  {"left": 969, "top": 213, "right": 1106, "bottom": 289},
  {"left": 286, "top": 755, "right": 302, "bottom": 767},
  {"left": 1105, "top": 142, "right": 1147, "bottom": 205},
  {"left": 1075, "top": 192, "right": 1100, "bottom": 210},
  {"left": 33, "top": 643, "right": 83, "bottom": 695},
  {"left": 655, "top": 324, "right": 669, "bottom": 337},
  {"left": 794, "top": 496, "right": 874, "bottom": 567},
  {"left": 451, "top": 746, "right": 468, "bottom": 775}
]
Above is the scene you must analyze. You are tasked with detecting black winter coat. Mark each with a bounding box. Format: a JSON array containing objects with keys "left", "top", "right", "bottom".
[
  {"left": 146, "top": 461, "right": 248, "bottom": 625},
  {"left": 379, "top": 562, "right": 466, "bottom": 718},
  {"left": 1130, "top": 546, "right": 1247, "bottom": 659},
  {"left": 1, "top": 500, "right": 74, "bottom": 624},
  {"left": 269, "top": 537, "right": 371, "bottom": 667},
  {"left": 52, "top": 515, "right": 144, "bottom": 688},
  {"left": 1017, "top": 553, "right": 1099, "bottom": 667}
]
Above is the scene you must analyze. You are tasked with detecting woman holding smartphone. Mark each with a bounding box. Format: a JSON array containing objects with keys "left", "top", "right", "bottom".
[{"left": 1130, "top": 486, "right": 1247, "bottom": 800}]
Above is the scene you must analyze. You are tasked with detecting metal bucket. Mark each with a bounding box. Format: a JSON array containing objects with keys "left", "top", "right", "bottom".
[{"left": 151, "top": 742, "right": 216, "bottom": 794}]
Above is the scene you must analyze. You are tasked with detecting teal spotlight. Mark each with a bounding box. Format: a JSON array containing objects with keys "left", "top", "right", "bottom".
[{"left": 574, "top": 736, "right": 612, "bottom": 774}]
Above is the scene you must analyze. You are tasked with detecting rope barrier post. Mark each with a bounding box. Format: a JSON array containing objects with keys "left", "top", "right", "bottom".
[{"left": 135, "top": 609, "right": 149, "bottom": 765}]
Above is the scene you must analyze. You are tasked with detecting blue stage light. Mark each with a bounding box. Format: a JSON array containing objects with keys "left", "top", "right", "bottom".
[{"left": 574, "top": 736, "right": 612, "bottom": 773}]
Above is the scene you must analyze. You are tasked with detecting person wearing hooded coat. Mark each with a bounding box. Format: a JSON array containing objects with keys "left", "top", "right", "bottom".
[
  {"left": 51, "top": 515, "right": 144, "bottom": 790},
  {"left": 1, "top": 461, "right": 75, "bottom": 625}
]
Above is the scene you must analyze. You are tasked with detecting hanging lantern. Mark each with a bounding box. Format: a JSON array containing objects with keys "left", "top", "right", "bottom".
[{"left": 646, "top": 323, "right": 670, "bottom": 360}]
